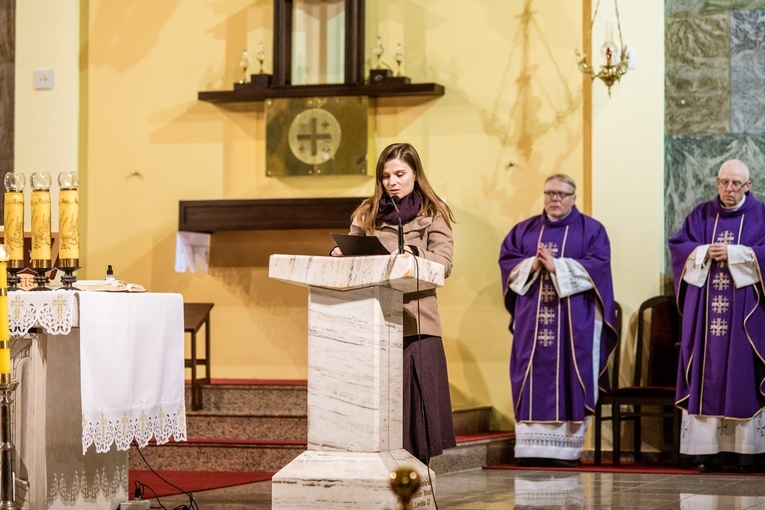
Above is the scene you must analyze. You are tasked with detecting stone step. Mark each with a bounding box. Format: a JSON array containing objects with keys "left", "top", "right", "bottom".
[
  {"left": 189, "top": 380, "right": 308, "bottom": 416},
  {"left": 188, "top": 381, "right": 492, "bottom": 433},
  {"left": 130, "top": 432, "right": 515, "bottom": 474},
  {"left": 431, "top": 432, "right": 515, "bottom": 474},
  {"left": 186, "top": 413, "right": 308, "bottom": 441},
  {"left": 184, "top": 404, "right": 491, "bottom": 440},
  {"left": 131, "top": 438, "right": 305, "bottom": 472},
  {"left": 452, "top": 405, "right": 492, "bottom": 435},
  {"left": 161, "top": 381, "right": 515, "bottom": 475}
]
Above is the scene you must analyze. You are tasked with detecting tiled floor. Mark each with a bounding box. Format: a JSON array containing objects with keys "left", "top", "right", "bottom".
[{"left": 155, "top": 468, "right": 765, "bottom": 509}]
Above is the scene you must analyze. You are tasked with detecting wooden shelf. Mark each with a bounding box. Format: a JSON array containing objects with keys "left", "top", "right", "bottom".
[
  {"left": 179, "top": 197, "right": 365, "bottom": 233},
  {"left": 198, "top": 82, "right": 445, "bottom": 103}
]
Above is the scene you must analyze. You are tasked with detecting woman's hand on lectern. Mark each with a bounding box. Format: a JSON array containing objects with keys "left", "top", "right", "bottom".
[{"left": 330, "top": 246, "right": 343, "bottom": 257}]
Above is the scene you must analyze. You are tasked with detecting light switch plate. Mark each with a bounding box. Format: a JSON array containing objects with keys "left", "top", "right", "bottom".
[{"left": 34, "top": 70, "right": 54, "bottom": 90}]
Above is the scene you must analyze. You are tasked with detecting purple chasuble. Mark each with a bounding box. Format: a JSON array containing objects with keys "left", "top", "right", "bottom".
[
  {"left": 499, "top": 206, "right": 618, "bottom": 422},
  {"left": 669, "top": 193, "right": 765, "bottom": 419}
]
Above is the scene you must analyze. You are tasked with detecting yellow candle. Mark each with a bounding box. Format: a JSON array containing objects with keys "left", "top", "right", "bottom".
[
  {"left": 58, "top": 189, "right": 79, "bottom": 261},
  {"left": 0, "top": 254, "right": 10, "bottom": 376},
  {"left": 31, "top": 190, "right": 51, "bottom": 262},
  {"left": 3, "top": 192, "right": 24, "bottom": 261}
]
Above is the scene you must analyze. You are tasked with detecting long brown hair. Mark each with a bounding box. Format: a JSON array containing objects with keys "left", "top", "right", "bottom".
[{"left": 352, "top": 143, "right": 455, "bottom": 233}]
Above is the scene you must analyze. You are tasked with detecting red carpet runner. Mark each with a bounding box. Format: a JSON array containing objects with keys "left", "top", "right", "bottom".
[{"left": 129, "top": 470, "right": 274, "bottom": 498}]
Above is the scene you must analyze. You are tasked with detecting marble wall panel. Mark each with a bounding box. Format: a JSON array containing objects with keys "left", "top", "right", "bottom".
[
  {"left": 0, "top": 1, "right": 12, "bottom": 62},
  {"left": 0, "top": 0, "right": 12, "bottom": 221},
  {"left": 667, "top": 0, "right": 765, "bottom": 13},
  {"left": 730, "top": 10, "right": 765, "bottom": 133},
  {"left": 666, "top": 0, "right": 710, "bottom": 13},
  {"left": 0, "top": 62, "right": 13, "bottom": 160},
  {"left": 665, "top": 12, "right": 730, "bottom": 135},
  {"left": 664, "top": 134, "right": 765, "bottom": 270}
]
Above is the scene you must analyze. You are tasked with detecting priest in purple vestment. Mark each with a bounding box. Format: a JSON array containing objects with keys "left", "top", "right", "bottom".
[
  {"left": 669, "top": 159, "right": 765, "bottom": 473},
  {"left": 499, "top": 174, "right": 618, "bottom": 467}
]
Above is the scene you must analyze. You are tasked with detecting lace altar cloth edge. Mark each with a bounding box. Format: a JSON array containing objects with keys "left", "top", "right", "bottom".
[{"left": 8, "top": 291, "right": 187, "bottom": 453}]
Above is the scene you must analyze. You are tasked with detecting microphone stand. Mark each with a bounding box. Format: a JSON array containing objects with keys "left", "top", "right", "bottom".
[{"left": 391, "top": 196, "right": 405, "bottom": 255}]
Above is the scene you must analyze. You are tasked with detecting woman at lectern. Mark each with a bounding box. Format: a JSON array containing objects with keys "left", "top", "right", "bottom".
[{"left": 330, "top": 142, "right": 456, "bottom": 463}]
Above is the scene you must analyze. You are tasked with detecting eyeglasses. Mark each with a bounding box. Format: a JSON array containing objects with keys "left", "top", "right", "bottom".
[
  {"left": 543, "top": 191, "right": 575, "bottom": 200},
  {"left": 717, "top": 178, "right": 750, "bottom": 191}
]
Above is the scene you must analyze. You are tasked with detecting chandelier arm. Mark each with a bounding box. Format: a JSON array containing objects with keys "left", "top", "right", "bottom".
[
  {"left": 614, "top": 0, "right": 625, "bottom": 49},
  {"left": 586, "top": 0, "right": 603, "bottom": 52}
]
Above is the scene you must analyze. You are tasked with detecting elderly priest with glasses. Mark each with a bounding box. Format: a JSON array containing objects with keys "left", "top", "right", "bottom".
[
  {"left": 499, "top": 174, "right": 618, "bottom": 467},
  {"left": 670, "top": 159, "right": 765, "bottom": 473}
]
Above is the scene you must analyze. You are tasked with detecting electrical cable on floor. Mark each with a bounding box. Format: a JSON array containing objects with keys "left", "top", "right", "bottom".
[{"left": 132, "top": 439, "right": 199, "bottom": 510}]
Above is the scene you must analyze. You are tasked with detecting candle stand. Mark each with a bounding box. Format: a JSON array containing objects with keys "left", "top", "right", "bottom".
[
  {"left": 5, "top": 262, "right": 23, "bottom": 293},
  {"left": 29, "top": 261, "right": 51, "bottom": 291},
  {"left": 0, "top": 374, "right": 18, "bottom": 509},
  {"left": 56, "top": 259, "right": 80, "bottom": 291}
]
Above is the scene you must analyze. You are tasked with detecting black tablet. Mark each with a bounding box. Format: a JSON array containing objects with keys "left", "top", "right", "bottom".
[{"left": 331, "top": 234, "right": 391, "bottom": 256}]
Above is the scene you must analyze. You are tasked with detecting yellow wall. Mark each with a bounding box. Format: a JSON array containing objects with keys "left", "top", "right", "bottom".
[
  {"left": 590, "top": 0, "right": 665, "bottom": 383},
  {"left": 15, "top": 0, "right": 80, "bottom": 231},
  {"left": 15, "top": 1, "right": 664, "bottom": 432}
]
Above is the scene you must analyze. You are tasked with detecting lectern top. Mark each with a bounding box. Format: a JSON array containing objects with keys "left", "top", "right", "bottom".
[{"left": 268, "top": 253, "right": 444, "bottom": 292}]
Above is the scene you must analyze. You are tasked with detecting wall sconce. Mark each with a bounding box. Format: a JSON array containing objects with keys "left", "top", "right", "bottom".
[{"left": 575, "top": 0, "right": 629, "bottom": 96}]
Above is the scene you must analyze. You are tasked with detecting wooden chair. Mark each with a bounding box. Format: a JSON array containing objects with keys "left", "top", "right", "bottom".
[
  {"left": 594, "top": 296, "right": 681, "bottom": 466},
  {"left": 594, "top": 301, "right": 623, "bottom": 464}
]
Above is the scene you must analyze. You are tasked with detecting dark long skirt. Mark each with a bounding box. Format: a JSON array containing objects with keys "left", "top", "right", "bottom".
[{"left": 403, "top": 334, "right": 456, "bottom": 462}]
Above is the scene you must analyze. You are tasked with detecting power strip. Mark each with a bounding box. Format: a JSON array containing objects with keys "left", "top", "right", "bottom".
[{"left": 120, "top": 501, "right": 150, "bottom": 510}]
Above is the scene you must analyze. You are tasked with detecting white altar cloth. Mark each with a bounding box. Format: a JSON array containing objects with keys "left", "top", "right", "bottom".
[{"left": 8, "top": 291, "right": 187, "bottom": 453}]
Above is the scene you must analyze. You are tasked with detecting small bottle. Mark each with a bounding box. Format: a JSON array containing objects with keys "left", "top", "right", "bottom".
[{"left": 105, "top": 265, "right": 115, "bottom": 281}]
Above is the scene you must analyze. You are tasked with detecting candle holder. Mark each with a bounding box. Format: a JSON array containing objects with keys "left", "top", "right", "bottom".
[
  {"left": 28, "top": 260, "right": 51, "bottom": 291},
  {"left": 0, "top": 245, "right": 17, "bottom": 509},
  {"left": 6, "top": 261, "right": 23, "bottom": 293},
  {"left": 56, "top": 259, "right": 80, "bottom": 291},
  {"left": 0, "top": 378, "right": 19, "bottom": 510},
  {"left": 238, "top": 49, "right": 249, "bottom": 84}
]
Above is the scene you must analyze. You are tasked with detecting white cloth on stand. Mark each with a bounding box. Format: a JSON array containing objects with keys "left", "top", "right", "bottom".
[
  {"left": 175, "top": 231, "right": 211, "bottom": 273},
  {"left": 77, "top": 292, "right": 187, "bottom": 453}
]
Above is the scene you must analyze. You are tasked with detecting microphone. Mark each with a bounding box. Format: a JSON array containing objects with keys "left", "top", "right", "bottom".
[{"left": 391, "top": 195, "right": 405, "bottom": 255}]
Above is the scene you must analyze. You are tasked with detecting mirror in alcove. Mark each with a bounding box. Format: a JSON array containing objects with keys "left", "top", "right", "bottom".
[
  {"left": 291, "top": 0, "right": 345, "bottom": 85},
  {"left": 273, "top": 0, "right": 364, "bottom": 87}
]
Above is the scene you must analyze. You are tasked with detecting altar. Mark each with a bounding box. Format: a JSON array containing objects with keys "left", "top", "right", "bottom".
[{"left": 8, "top": 291, "right": 186, "bottom": 509}]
